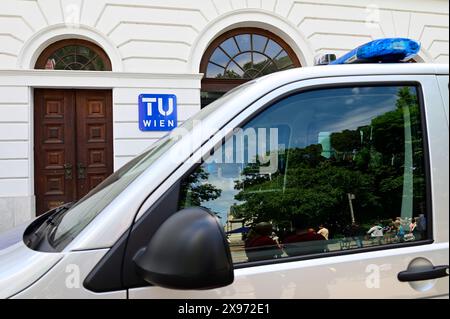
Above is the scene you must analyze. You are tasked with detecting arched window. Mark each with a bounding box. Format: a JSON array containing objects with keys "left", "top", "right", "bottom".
[
  {"left": 200, "top": 28, "right": 301, "bottom": 107},
  {"left": 35, "top": 39, "right": 112, "bottom": 71}
]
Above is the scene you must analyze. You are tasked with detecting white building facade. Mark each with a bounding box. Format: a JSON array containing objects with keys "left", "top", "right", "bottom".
[{"left": 0, "top": 0, "right": 448, "bottom": 232}]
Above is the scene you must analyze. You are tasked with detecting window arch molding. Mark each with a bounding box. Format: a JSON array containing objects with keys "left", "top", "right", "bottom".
[
  {"left": 200, "top": 27, "right": 301, "bottom": 106},
  {"left": 188, "top": 9, "right": 313, "bottom": 74},
  {"left": 35, "top": 39, "right": 112, "bottom": 71},
  {"left": 17, "top": 24, "right": 122, "bottom": 71}
]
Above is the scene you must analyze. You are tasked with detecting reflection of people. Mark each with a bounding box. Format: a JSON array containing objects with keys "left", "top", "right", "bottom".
[
  {"left": 283, "top": 216, "right": 326, "bottom": 256},
  {"left": 383, "top": 221, "right": 396, "bottom": 244},
  {"left": 367, "top": 223, "right": 384, "bottom": 245},
  {"left": 410, "top": 219, "right": 417, "bottom": 233},
  {"left": 284, "top": 228, "right": 324, "bottom": 243},
  {"left": 395, "top": 218, "right": 405, "bottom": 242},
  {"left": 404, "top": 219, "right": 417, "bottom": 242},
  {"left": 416, "top": 214, "right": 426, "bottom": 239},
  {"left": 317, "top": 225, "right": 329, "bottom": 240},
  {"left": 245, "top": 222, "right": 282, "bottom": 262},
  {"left": 345, "top": 223, "right": 364, "bottom": 248}
]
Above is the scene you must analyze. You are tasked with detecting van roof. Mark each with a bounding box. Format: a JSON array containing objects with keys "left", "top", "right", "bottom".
[{"left": 255, "top": 63, "right": 449, "bottom": 87}]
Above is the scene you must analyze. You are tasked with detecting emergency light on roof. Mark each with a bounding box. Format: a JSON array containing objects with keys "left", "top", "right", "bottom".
[{"left": 315, "top": 38, "right": 421, "bottom": 66}]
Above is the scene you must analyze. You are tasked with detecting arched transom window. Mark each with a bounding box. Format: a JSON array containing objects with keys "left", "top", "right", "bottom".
[
  {"left": 200, "top": 28, "right": 301, "bottom": 107},
  {"left": 35, "top": 39, "right": 112, "bottom": 71}
]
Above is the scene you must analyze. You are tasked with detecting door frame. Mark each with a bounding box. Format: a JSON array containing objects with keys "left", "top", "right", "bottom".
[
  {"left": 13, "top": 70, "right": 202, "bottom": 221},
  {"left": 32, "top": 87, "right": 114, "bottom": 216}
]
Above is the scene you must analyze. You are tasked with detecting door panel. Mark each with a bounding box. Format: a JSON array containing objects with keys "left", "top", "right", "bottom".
[
  {"left": 34, "top": 90, "right": 76, "bottom": 215},
  {"left": 129, "top": 243, "right": 449, "bottom": 299},
  {"left": 126, "top": 76, "right": 448, "bottom": 299},
  {"left": 75, "top": 90, "right": 113, "bottom": 198},
  {"left": 34, "top": 89, "right": 113, "bottom": 215}
]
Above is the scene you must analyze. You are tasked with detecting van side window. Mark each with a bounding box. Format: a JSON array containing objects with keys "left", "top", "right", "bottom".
[{"left": 178, "top": 86, "right": 428, "bottom": 265}]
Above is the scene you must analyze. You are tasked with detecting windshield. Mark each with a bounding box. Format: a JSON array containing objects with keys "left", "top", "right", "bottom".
[{"left": 46, "top": 82, "right": 254, "bottom": 251}]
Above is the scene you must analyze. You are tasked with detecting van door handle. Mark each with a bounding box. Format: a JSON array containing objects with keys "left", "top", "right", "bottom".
[{"left": 398, "top": 265, "right": 449, "bottom": 282}]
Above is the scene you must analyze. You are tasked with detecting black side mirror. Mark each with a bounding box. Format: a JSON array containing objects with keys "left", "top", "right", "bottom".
[{"left": 133, "top": 207, "right": 234, "bottom": 290}]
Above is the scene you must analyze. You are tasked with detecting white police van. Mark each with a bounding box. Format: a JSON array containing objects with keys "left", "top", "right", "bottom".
[{"left": 0, "top": 39, "right": 448, "bottom": 299}]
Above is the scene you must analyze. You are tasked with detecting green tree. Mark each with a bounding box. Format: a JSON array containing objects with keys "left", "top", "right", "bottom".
[
  {"left": 179, "top": 167, "right": 222, "bottom": 207},
  {"left": 231, "top": 86, "right": 424, "bottom": 231},
  {"left": 331, "top": 129, "right": 361, "bottom": 153}
]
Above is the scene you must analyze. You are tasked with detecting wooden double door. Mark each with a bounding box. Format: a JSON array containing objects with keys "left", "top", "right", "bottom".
[{"left": 34, "top": 89, "right": 113, "bottom": 215}]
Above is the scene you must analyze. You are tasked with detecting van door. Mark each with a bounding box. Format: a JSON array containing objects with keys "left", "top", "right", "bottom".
[{"left": 127, "top": 76, "right": 449, "bottom": 299}]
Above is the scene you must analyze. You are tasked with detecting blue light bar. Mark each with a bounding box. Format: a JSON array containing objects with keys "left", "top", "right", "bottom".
[{"left": 330, "top": 38, "right": 421, "bottom": 65}]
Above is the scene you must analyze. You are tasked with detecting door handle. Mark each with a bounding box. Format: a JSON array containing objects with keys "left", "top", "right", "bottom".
[
  {"left": 63, "top": 163, "right": 73, "bottom": 180},
  {"left": 77, "top": 163, "right": 86, "bottom": 179},
  {"left": 398, "top": 265, "right": 449, "bottom": 282}
]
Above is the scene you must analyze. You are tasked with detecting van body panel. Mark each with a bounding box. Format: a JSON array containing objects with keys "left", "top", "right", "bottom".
[
  {"left": 11, "top": 249, "right": 126, "bottom": 299},
  {"left": 0, "top": 64, "right": 448, "bottom": 299},
  {"left": 0, "top": 241, "right": 62, "bottom": 298}
]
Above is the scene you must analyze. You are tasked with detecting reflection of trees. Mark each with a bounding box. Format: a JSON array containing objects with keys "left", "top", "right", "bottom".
[
  {"left": 180, "top": 167, "right": 222, "bottom": 207},
  {"left": 216, "top": 70, "right": 242, "bottom": 79},
  {"left": 216, "top": 55, "right": 294, "bottom": 79},
  {"left": 232, "top": 87, "right": 424, "bottom": 233},
  {"left": 233, "top": 149, "right": 380, "bottom": 228}
]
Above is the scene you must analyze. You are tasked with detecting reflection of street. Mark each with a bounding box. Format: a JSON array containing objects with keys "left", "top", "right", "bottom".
[
  {"left": 229, "top": 235, "right": 412, "bottom": 264},
  {"left": 230, "top": 243, "right": 248, "bottom": 263}
]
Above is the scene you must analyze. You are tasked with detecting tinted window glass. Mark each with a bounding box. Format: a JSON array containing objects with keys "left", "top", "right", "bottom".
[
  {"left": 44, "top": 45, "right": 107, "bottom": 71},
  {"left": 179, "top": 86, "right": 428, "bottom": 264}
]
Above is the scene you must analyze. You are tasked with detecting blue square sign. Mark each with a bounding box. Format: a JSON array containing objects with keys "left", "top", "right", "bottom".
[{"left": 139, "top": 94, "right": 178, "bottom": 132}]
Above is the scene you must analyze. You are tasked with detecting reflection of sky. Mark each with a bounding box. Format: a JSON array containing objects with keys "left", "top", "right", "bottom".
[
  {"left": 221, "top": 38, "right": 239, "bottom": 57},
  {"left": 324, "top": 99, "right": 397, "bottom": 133},
  {"left": 197, "top": 86, "right": 403, "bottom": 224},
  {"left": 201, "top": 166, "right": 241, "bottom": 225},
  {"left": 251, "top": 86, "right": 400, "bottom": 149},
  {"left": 207, "top": 34, "right": 293, "bottom": 79}
]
